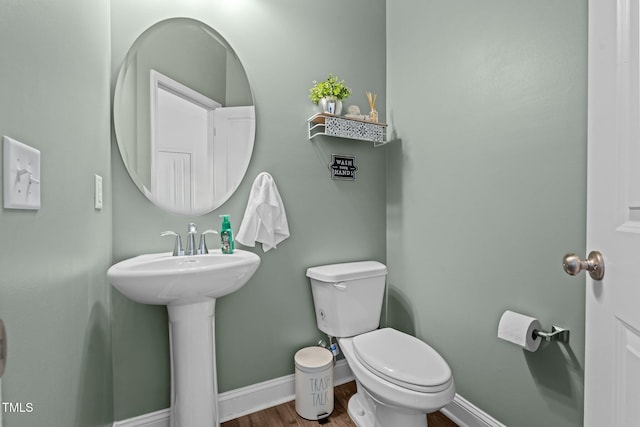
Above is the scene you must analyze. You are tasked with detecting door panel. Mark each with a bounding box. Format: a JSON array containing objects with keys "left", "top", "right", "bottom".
[{"left": 586, "top": 0, "right": 640, "bottom": 425}]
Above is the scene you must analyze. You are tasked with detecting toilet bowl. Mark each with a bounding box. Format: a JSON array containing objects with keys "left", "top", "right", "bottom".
[
  {"left": 306, "top": 261, "right": 455, "bottom": 427},
  {"left": 339, "top": 329, "right": 455, "bottom": 427}
]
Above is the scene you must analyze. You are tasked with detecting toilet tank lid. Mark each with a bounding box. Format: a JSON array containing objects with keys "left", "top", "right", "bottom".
[{"left": 306, "top": 261, "right": 387, "bottom": 282}]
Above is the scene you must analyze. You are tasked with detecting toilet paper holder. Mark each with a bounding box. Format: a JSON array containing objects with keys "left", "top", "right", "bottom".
[{"left": 533, "top": 326, "right": 570, "bottom": 343}]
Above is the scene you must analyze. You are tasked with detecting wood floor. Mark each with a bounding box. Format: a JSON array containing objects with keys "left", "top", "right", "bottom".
[{"left": 221, "top": 381, "right": 458, "bottom": 427}]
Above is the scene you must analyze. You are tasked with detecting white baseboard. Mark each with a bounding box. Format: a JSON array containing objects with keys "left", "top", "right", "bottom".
[
  {"left": 442, "top": 394, "right": 506, "bottom": 427},
  {"left": 113, "top": 361, "right": 504, "bottom": 427},
  {"left": 113, "top": 408, "right": 170, "bottom": 427},
  {"left": 112, "top": 360, "right": 353, "bottom": 427},
  {"left": 218, "top": 358, "right": 354, "bottom": 422}
]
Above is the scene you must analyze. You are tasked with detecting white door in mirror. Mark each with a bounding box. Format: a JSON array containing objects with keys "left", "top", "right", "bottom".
[{"left": 3, "top": 136, "right": 41, "bottom": 210}]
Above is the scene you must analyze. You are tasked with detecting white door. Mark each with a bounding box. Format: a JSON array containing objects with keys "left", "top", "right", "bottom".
[
  {"left": 585, "top": 0, "right": 640, "bottom": 425},
  {"left": 150, "top": 70, "right": 220, "bottom": 214},
  {"left": 212, "top": 106, "right": 255, "bottom": 201},
  {"left": 155, "top": 151, "right": 192, "bottom": 213}
]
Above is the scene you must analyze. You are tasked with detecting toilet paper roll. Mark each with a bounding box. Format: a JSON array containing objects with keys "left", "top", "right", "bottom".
[{"left": 497, "top": 310, "right": 542, "bottom": 352}]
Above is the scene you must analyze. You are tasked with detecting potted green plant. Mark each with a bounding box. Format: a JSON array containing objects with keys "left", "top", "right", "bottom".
[{"left": 309, "top": 73, "right": 352, "bottom": 115}]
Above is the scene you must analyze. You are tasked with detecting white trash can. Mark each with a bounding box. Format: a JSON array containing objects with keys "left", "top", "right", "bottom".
[{"left": 294, "top": 346, "right": 334, "bottom": 420}]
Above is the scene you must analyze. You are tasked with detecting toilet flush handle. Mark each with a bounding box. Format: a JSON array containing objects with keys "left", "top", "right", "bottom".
[{"left": 332, "top": 282, "right": 347, "bottom": 290}]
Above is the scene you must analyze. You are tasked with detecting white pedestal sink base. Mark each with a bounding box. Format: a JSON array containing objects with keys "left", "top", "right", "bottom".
[
  {"left": 168, "top": 299, "right": 219, "bottom": 427},
  {"left": 107, "top": 250, "right": 261, "bottom": 427}
]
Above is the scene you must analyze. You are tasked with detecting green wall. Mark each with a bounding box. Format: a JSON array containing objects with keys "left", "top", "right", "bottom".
[
  {"left": 0, "top": 0, "right": 113, "bottom": 426},
  {"left": 386, "top": 1, "right": 587, "bottom": 426},
  {"left": 110, "top": 0, "right": 387, "bottom": 420},
  {"left": 0, "top": 1, "right": 588, "bottom": 425}
]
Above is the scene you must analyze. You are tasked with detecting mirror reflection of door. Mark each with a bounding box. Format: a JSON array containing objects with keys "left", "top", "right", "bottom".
[
  {"left": 150, "top": 70, "right": 219, "bottom": 215},
  {"left": 212, "top": 106, "right": 255, "bottom": 203},
  {"left": 150, "top": 70, "right": 256, "bottom": 215}
]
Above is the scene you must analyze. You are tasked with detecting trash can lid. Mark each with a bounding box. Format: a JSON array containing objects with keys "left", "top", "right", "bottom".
[{"left": 294, "top": 347, "right": 333, "bottom": 371}]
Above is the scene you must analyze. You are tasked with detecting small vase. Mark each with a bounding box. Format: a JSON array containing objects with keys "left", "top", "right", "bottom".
[
  {"left": 368, "top": 109, "right": 378, "bottom": 123},
  {"left": 319, "top": 97, "right": 342, "bottom": 115}
]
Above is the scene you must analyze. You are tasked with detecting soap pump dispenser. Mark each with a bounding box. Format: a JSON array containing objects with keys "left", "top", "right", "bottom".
[{"left": 219, "top": 214, "right": 234, "bottom": 254}]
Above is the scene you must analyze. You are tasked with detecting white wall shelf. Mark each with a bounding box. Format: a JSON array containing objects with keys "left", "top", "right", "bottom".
[{"left": 307, "top": 113, "right": 388, "bottom": 147}]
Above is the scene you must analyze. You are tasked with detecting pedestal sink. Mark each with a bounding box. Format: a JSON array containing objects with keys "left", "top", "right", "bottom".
[{"left": 107, "top": 250, "right": 260, "bottom": 426}]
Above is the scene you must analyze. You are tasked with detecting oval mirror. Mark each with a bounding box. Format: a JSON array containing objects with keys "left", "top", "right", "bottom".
[{"left": 113, "top": 18, "right": 255, "bottom": 216}]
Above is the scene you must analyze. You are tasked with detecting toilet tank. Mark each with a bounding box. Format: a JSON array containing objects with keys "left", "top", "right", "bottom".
[{"left": 306, "top": 261, "right": 388, "bottom": 338}]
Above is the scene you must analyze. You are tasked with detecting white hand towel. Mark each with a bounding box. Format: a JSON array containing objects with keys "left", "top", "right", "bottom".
[{"left": 236, "top": 172, "right": 290, "bottom": 252}]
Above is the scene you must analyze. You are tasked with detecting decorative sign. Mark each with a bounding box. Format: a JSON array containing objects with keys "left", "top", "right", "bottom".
[{"left": 329, "top": 154, "right": 358, "bottom": 181}]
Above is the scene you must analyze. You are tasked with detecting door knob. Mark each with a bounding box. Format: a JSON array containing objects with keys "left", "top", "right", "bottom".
[{"left": 562, "top": 251, "right": 605, "bottom": 281}]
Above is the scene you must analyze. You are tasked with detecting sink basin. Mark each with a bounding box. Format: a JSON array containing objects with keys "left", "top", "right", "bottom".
[{"left": 107, "top": 249, "right": 260, "bottom": 305}]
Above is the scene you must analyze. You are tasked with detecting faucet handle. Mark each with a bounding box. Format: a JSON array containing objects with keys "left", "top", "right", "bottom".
[
  {"left": 187, "top": 223, "right": 197, "bottom": 234},
  {"left": 161, "top": 231, "right": 184, "bottom": 256},
  {"left": 198, "top": 230, "right": 219, "bottom": 255}
]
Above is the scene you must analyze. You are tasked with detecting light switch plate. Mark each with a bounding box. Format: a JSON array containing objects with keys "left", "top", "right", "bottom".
[
  {"left": 94, "top": 174, "right": 103, "bottom": 210},
  {"left": 3, "top": 136, "right": 41, "bottom": 210}
]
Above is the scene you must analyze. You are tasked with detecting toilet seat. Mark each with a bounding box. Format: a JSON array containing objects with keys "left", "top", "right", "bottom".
[{"left": 352, "top": 328, "right": 452, "bottom": 393}]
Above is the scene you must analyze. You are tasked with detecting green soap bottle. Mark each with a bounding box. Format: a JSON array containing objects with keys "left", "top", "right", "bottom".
[{"left": 219, "top": 214, "right": 234, "bottom": 254}]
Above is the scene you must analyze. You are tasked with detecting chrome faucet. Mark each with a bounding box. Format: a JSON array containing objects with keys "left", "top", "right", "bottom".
[
  {"left": 161, "top": 224, "right": 218, "bottom": 256},
  {"left": 186, "top": 223, "right": 198, "bottom": 256}
]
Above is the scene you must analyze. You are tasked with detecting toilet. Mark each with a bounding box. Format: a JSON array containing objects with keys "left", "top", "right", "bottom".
[{"left": 306, "top": 261, "right": 455, "bottom": 427}]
